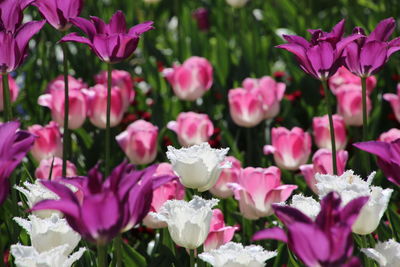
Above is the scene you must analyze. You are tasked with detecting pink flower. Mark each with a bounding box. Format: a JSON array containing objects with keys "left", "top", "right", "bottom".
[
  {"left": 84, "top": 84, "right": 124, "bottom": 129},
  {"left": 203, "top": 209, "right": 238, "bottom": 251},
  {"left": 329, "top": 66, "right": 377, "bottom": 95},
  {"left": 384, "top": 84, "right": 400, "bottom": 123},
  {"left": 28, "top": 121, "right": 62, "bottom": 162},
  {"left": 228, "top": 166, "right": 297, "bottom": 220},
  {"left": 116, "top": 120, "right": 158, "bottom": 165},
  {"left": 163, "top": 56, "right": 213, "bottom": 101},
  {"left": 0, "top": 75, "right": 19, "bottom": 111},
  {"left": 242, "top": 76, "right": 286, "bottom": 119},
  {"left": 35, "top": 157, "right": 77, "bottom": 181},
  {"left": 264, "top": 127, "right": 312, "bottom": 170},
  {"left": 228, "top": 88, "right": 264, "bottom": 127},
  {"left": 143, "top": 163, "right": 185, "bottom": 228},
  {"left": 379, "top": 128, "right": 400, "bottom": 143},
  {"left": 300, "top": 149, "right": 348, "bottom": 193},
  {"left": 94, "top": 70, "right": 134, "bottom": 110},
  {"left": 167, "top": 112, "right": 214, "bottom": 147},
  {"left": 210, "top": 156, "right": 241, "bottom": 198},
  {"left": 313, "top": 114, "right": 347, "bottom": 150}
]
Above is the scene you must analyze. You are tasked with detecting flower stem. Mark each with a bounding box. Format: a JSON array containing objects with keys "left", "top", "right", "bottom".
[
  {"left": 322, "top": 80, "right": 338, "bottom": 175},
  {"left": 361, "top": 76, "right": 370, "bottom": 174},
  {"left": 2, "top": 73, "right": 12, "bottom": 121},
  {"left": 115, "top": 234, "right": 122, "bottom": 267},
  {"left": 61, "top": 42, "right": 70, "bottom": 177},
  {"left": 97, "top": 244, "right": 107, "bottom": 267},
  {"left": 189, "top": 249, "right": 195, "bottom": 267},
  {"left": 105, "top": 63, "right": 112, "bottom": 177}
]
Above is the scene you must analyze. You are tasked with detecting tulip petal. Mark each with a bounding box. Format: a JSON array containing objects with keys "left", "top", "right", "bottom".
[
  {"left": 252, "top": 227, "right": 288, "bottom": 242},
  {"left": 368, "top": 17, "right": 396, "bottom": 42},
  {"left": 69, "top": 17, "right": 96, "bottom": 39}
]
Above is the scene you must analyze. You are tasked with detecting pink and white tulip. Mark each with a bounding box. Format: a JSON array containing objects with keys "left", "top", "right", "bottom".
[
  {"left": 384, "top": 84, "right": 400, "bottom": 123},
  {"left": 329, "top": 66, "right": 376, "bottom": 95},
  {"left": 228, "top": 166, "right": 297, "bottom": 220},
  {"left": 203, "top": 209, "right": 238, "bottom": 251},
  {"left": 163, "top": 56, "right": 213, "bottom": 101},
  {"left": 210, "top": 156, "right": 241, "bottom": 198},
  {"left": 313, "top": 114, "right": 347, "bottom": 150},
  {"left": 0, "top": 75, "right": 19, "bottom": 111},
  {"left": 28, "top": 121, "right": 62, "bottom": 162},
  {"left": 35, "top": 157, "right": 77, "bottom": 181},
  {"left": 379, "top": 128, "right": 400, "bottom": 143},
  {"left": 264, "top": 127, "right": 312, "bottom": 170},
  {"left": 228, "top": 88, "right": 264, "bottom": 127},
  {"left": 167, "top": 112, "right": 214, "bottom": 147},
  {"left": 116, "top": 120, "right": 158, "bottom": 165}
]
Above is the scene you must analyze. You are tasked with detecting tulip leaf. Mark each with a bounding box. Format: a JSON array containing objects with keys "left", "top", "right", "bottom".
[{"left": 121, "top": 242, "right": 147, "bottom": 267}]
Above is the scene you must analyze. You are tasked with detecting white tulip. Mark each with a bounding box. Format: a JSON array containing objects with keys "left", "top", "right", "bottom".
[
  {"left": 14, "top": 214, "right": 80, "bottom": 255},
  {"left": 144, "top": 0, "right": 160, "bottom": 4},
  {"left": 361, "top": 239, "right": 400, "bottom": 267},
  {"left": 166, "top": 142, "right": 230, "bottom": 192},
  {"left": 226, "top": 0, "right": 249, "bottom": 8},
  {"left": 288, "top": 194, "right": 320, "bottom": 220},
  {"left": 199, "top": 242, "right": 277, "bottom": 267},
  {"left": 315, "top": 170, "right": 393, "bottom": 235},
  {"left": 150, "top": 196, "right": 218, "bottom": 249}
]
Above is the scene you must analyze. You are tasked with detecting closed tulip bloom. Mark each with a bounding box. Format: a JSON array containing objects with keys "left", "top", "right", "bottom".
[
  {"left": 163, "top": 56, "right": 213, "bottom": 101},
  {"left": 226, "top": 0, "right": 249, "bottom": 8},
  {"left": 47, "top": 75, "right": 87, "bottom": 92},
  {"left": 166, "top": 142, "right": 229, "bottom": 192},
  {"left": 329, "top": 66, "right": 377, "bottom": 95},
  {"left": 379, "top": 128, "right": 400, "bottom": 143},
  {"left": 228, "top": 88, "right": 264, "bottom": 127},
  {"left": 167, "top": 112, "right": 214, "bottom": 147},
  {"left": 28, "top": 121, "right": 63, "bottom": 162},
  {"left": 210, "top": 156, "right": 241, "bottom": 198},
  {"left": 204, "top": 209, "right": 238, "bottom": 252},
  {"left": 313, "top": 114, "right": 347, "bottom": 150},
  {"left": 383, "top": 84, "right": 400, "bottom": 123},
  {"left": 116, "top": 120, "right": 158, "bottom": 165},
  {"left": 192, "top": 8, "right": 210, "bottom": 32},
  {"left": 0, "top": 75, "right": 19, "bottom": 111},
  {"left": 84, "top": 84, "right": 124, "bottom": 128},
  {"left": 150, "top": 196, "right": 219, "bottom": 249},
  {"left": 35, "top": 157, "right": 77, "bottom": 181},
  {"left": 362, "top": 239, "right": 400, "bottom": 267},
  {"left": 264, "top": 127, "right": 312, "bottom": 171},
  {"left": 228, "top": 167, "right": 297, "bottom": 220}
]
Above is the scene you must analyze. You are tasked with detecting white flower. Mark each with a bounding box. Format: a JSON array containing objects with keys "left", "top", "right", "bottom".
[
  {"left": 315, "top": 170, "right": 393, "bottom": 235},
  {"left": 166, "top": 142, "right": 230, "bottom": 191},
  {"left": 14, "top": 214, "right": 80, "bottom": 255},
  {"left": 361, "top": 239, "right": 400, "bottom": 267},
  {"left": 199, "top": 242, "right": 277, "bottom": 267},
  {"left": 150, "top": 196, "right": 219, "bottom": 249},
  {"left": 288, "top": 194, "right": 320, "bottom": 220},
  {"left": 10, "top": 244, "right": 85, "bottom": 267},
  {"left": 226, "top": 0, "right": 249, "bottom": 8}
]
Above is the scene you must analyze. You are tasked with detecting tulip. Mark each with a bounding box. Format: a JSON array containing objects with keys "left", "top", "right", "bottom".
[
  {"left": 263, "top": 127, "right": 311, "bottom": 170},
  {"left": 0, "top": 75, "right": 19, "bottom": 111},
  {"left": 28, "top": 121, "right": 63, "bottom": 162},
  {"left": 316, "top": 170, "right": 393, "bottom": 235},
  {"left": 166, "top": 142, "right": 229, "bottom": 192},
  {"left": 35, "top": 157, "right": 77, "bottom": 181},
  {"left": 329, "top": 66, "right": 376, "bottom": 95},
  {"left": 228, "top": 88, "right": 264, "bottom": 127},
  {"left": 84, "top": 84, "right": 124, "bottom": 128},
  {"left": 167, "top": 112, "right": 214, "bottom": 147},
  {"left": 150, "top": 196, "right": 219, "bottom": 249},
  {"left": 379, "top": 128, "right": 400, "bottom": 143},
  {"left": 228, "top": 166, "right": 297, "bottom": 220},
  {"left": 383, "top": 84, "right": 400, "bottom": 123},
  {"left": 163, "top": 56, "right": 213, "bottom": 101},
  {"left": 33, "top": 0, "right": 84, "bottom": 31},
  {"left": 210, "top": 156, "right": 241, "bottom": 198},
  {"left": 60, "top": 11, "right": 154, "bottom": 63},
  {"left": 47, "top": 75, "right": 87, "bottom": 92},
  {"left": 192, "top": 8, "right": 210, "bottom": 32},
  {"left": 242, "top": 76, "right": 286, "bottom": 119},
  {"left": 313, "top": 114, "right": 347, "bottom": 150},
  {"left": 226, "top": 0, "right": 249, "bottom": 8},
  {"left": 203, "top": 209, "right": 238, "bottom": 251},
  {"left": 0, "top": 0, "right": 36, "bottom": 33},
  {"left": 287, "top": 194, "right": 321, "bottom": 220},
  {"left": 253, "top": 192, "right": 368, "bottom": 267},
  {"left": 361, "top": 239, "right": 400, "bottom": 267},
  {"left": 116, "top": 120, "right": 158, "bottom": 165},
  {"left": 199, "top": 242, "right": 277, "bottom": 267}
]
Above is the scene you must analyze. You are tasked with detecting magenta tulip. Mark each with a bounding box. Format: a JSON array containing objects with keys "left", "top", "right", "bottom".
[
  {"left": 35, "top": 157, "right": 77, "bottom": 181},
  {"left": 313, "top": 114, "right": 347, "bottom": 150},
  {"left": 228, "top": 88, "right": 264, "bottom": 128},
  {"left": 210, "top": 156, "right": 241, "bottom": 199},
  {"left": 0, "top": 0, "right": 36, "bottom": 33},
  {"left": 0, "top": 75, "right": 19, "bottom": 111},
  {"left": 383, "top": 84, "right": 400, "bottom": 123},
  {"left": 379, "top": 128, "right": 400, "bottom": 143},
  {"left": 28, "top": 121, "right": 63, "bottom": 162},
  {"left": 203, "top": 209, "right": 238, "bottom": 251},
  {"left": 329, "top": 66, "right": 376, "bottom": 95}
]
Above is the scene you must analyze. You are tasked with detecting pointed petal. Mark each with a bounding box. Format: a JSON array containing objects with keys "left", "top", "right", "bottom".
[
  {"left": 368, "top": 17, "right": 396, "bottom": 42},
  {"left": 252, "top": 227, "right": 288, "bottom": 242}
]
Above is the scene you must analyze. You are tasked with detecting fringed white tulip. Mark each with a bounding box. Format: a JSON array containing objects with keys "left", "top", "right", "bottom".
[
  {"left": 361, "top": 239, "right": 400, "bottom": 267},
  {"left": 288, "top": 194, "right": 321, "bottom": 220}
]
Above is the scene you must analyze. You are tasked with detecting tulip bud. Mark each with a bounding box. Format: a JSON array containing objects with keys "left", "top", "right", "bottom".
[
  {"left": 35, "top": 157, "right": 77, "bottom": 181},
  {"left": 329, "top": 66, "right": 376, "bottom": 95},
  {"left": 228, "top": 88, "right": 264, "bottom": 127},
  {"left": 379, "top": 128, "right": 400, "bottom": 143},
  {"left": 313, "top": 114, "right": 347, "bottom": 150},
  {"left": 192, "top": 8, "right": 210, "bottom": 32},
  {"left": 362, "top": 239, "right": 400, "bottom": 267},
  {"left": 210, "top": 156, "right": 241, "bottom": 198},
  {"left": 383, "top": 84, "right": 400, "bottom": 124},
  {"left": 28, "top": 121, "right": 63, "bottom": 162},
  {"left": 116, "top": 120, "right": 158, "bottom": 165},
  {"left": 226, "top": 0, "right": 249, "bottom": 8},
  {"left": 203, "top": 209, "right": 238, "bottom": 251},
  {"left": 0, "top": 74, "right": 19, "bottom": 111}
]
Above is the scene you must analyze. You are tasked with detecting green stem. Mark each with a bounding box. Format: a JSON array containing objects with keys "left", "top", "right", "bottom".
[
  {"left": 189, "top": 249, "right": 195, "bottom": 267},
  {"left": 361, "top": 76, "right": 371, "bottom": 174},
  {"left": 246, "top": 127, "right": 253, "bottom": 166},
  {"left": 2, "top": 73, "right": 12, "bottom": 121},
  {"left": 362, "top": 235, "right": 371, "bottom": 267},
  {"left": 61, "top": 43, "right": 69, "bottom": 177},
  {"left": 322, "top": 80, "right": 338, "bottom": 175},
  {"left": 105, "top": 63, "right": 112, "bottom": 177},
  {"left": 97, "top": 244, "right": 107, "bottom": 267},
  {"left": 115, "top": 234, "right": 123, "bottom": 267}
]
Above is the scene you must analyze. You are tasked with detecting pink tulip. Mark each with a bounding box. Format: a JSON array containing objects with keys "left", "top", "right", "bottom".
[
  {"left": 242, "top": 76, "right": 286, "bottom": 119},
  {"left": 143, "top": 163, "right": 185, "bottom": 228},
  {"left": 203, "top": 209, "right": 238, "bottom": 251},
  {"left": 94, "top": 70, "right": 134, "bottom": 110},
  {"left": 35, "top": 157, "right": 77, "bottom": 181},
  {"left": 0, "top": 75, "right": 19, "bottom": 111},
  {"left": 210, "top": 156, "right": 241, "bottom": 198},
  {"left": 228, "top": 88, "right": 264, "bottom": 127},
  {"left": 28, "top": 121, "right": 62, "bottom": 162},
  {"left": 228, "top": 166, "right": 297, "bottom": 220},
  {"left": 313, "top": 114, "right": 347, "bottom": 150},
  {"left": 264, "top": 127, "right": 312, "bottom": 170},
  {"left": 384, "top": 84, "right": 400, "bottom": 123},
  {"left": 163, "top": 56, "right": 213, "bottom": 101},
  {"left": 329, "top": 66, "right": 377, "bottom": 95},
  {"left": 167, "top": 112, "right": 214, "bottom": 147},
  {"left": 336, "top": 84, "right": 372, "bottom": 126},
  {"left": 116, "top": 120, "right": 158, "bottom": 165},
  {"left": 84, "top": 84, "right": 124, "bottom": 129},
  {"left": 300, "top": 149, "right": 348, "bottom": 193},
  {"left": 379, "top": 128, "right": 400, "bottom": 143}
]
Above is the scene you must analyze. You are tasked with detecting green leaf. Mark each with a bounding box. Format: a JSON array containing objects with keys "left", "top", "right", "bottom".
[{"left": 121, "top": 242, "right": 147, "bottom": 267}]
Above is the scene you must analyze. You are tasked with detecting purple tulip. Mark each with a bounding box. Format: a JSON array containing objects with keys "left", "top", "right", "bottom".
[
  {"left": 345, "top": 18, "right": 400, "bottom": 77},
  {"left": 192, "top": 8, "right": 210, "bottom": 32},
  {"left": 0, "top": 0, "right": 35, "bottom": 33},
  {"left": 60, "top": 11, "right": 154, "bottom": 63},
  {"left": 0, "top": 121, "right": 35, "bottom": 204},
  {"left": 354, "top": 140, "right": 400, "bottom": 186},
  {"left": 33, "top": 0, "right": 84, "bottom": 31},
  {"left": 253, "top": 192, "right": 368, "bottom": 267},
  {"left": 276, "top": 20, "right": 362, "bottom": 80}
]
